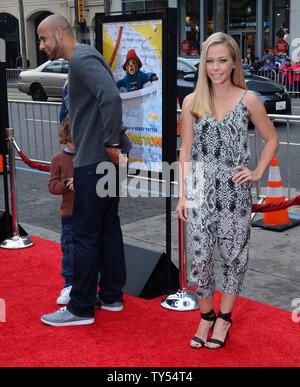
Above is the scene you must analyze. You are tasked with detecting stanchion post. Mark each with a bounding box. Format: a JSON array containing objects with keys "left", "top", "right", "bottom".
[
  {"left": 178, "top": 218, "right": 187, "bottom": 290},
  {"left": 0, "top": 37, "right": 11, "bottom": 242},
  {"left": 251, "top": 195, "right": 265, "bottom": 222},
  {"left": 1, "top": 128, "right": 34, "bottom": 249},
  {"left": 8, "top": 129, "right": 17, "bottom": 238},
  {"left": 161, "top": 218, "right": 199, "bottom": 311}
]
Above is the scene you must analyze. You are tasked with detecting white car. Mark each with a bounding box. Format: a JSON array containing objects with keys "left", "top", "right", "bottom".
[{"left": 18, "top": 59, "right": 69, "bottom": 101}]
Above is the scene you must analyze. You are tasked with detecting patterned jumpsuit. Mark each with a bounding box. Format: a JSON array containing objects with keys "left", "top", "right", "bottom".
[{"left": 186, "top": 91, "right": 252, "bottom": 299}]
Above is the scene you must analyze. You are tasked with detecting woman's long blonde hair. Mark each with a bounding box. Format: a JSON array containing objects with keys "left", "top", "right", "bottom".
[{"left": 189, "top": 32, "right": 246, "bottom": 118}]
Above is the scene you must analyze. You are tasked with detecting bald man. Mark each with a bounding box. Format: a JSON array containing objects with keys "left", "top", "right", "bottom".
[{"left": 39, "top": 15, "right": 127, "bottom": 327}]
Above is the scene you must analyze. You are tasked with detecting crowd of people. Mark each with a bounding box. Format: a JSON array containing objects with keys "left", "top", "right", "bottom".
[{"left": 242, "top": 48, "right": 300, "bottom": 92}]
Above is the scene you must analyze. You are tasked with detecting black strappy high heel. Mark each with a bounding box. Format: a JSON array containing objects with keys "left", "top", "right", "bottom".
[
  {"left": 205, "top": 311, "right": 232, "bottom": 349},
  {"left": 190, "top": 310, "right": 216, "bottom": 349}
]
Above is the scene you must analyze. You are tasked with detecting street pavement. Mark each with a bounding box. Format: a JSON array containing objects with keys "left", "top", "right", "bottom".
[{"left": 1, "top": 89, "right": 300, "bottom": 314}]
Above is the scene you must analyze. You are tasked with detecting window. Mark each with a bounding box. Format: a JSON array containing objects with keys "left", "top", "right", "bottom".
[
  {"left": 122, "top": 0, "right": 168, "bottom": 13},
  {"left": 177, "top": 60, "right": 196, "bottom": 79},
  {"left": 185, "top": 0, "right": 200, "bottom": 54},
  {"left": 62, "top": 61, "right": 69, "bottom": 74},
  {"left": 42, "top": 60, "right": 63, "bottom": 73},
  {"left": 229, "top": 0, "right": 256, "bottom": 31}
]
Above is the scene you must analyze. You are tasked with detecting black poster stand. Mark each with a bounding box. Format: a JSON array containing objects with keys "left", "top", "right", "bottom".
[
  {"left": 0, "top": 37, "right": 11, "bottom": 242},
  {"left": 95, "top": 8, "right": 178, "bottom": 298}
]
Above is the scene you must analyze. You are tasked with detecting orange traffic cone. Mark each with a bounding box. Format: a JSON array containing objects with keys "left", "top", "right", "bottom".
[
  {"left": 263, "top": 155, "right": 290, "bottom": 226},
  {"left": 176, "top": 98, "right": 182, "bottom": 136},
  {"left": 252, "top": 155, "right": 300, "bottom": 231}
]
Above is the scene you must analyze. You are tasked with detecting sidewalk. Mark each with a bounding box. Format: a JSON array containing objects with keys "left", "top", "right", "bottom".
[{"left": 20, "top": 187, "right": 300, "bottom": 313}]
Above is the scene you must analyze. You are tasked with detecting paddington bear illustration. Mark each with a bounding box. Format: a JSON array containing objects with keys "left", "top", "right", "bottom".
[{"left": 116, "top": 49, "right": 158, "bottom": 92}]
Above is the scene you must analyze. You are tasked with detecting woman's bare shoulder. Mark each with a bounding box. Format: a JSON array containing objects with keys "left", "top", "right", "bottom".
[
  {"left": 182, "top": 92, "right": 195, "bottom": 106},
  {"left": 181, "top": 93, "right": 196, "bottom": 115},
  {"left": 243, "top": 90, "right": 264, "bottom": 110}
]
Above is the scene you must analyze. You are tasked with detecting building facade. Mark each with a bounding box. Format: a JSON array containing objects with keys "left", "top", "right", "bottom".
[
  {"left": 0, "top": 0, "right": 299, "bottom": 69},
  {"left": 178, "top": 0, "right": 293, "bottom": 60},
  {"left": 0, "top": 0, "right": 120, "bottom": 68}
]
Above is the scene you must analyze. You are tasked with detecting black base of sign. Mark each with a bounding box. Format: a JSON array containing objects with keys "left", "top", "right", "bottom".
[{"left": 123, "top": 244, "right": 179, "bottom": 300}]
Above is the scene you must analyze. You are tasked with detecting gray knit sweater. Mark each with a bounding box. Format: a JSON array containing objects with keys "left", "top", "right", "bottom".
[{"left": 68, "top": 44, "right": 122, "bottom": 168}]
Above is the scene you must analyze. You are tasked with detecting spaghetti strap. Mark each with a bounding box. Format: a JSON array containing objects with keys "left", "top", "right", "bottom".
[{"left": 239, "top": 89, "right": 248, "bottom": 103}]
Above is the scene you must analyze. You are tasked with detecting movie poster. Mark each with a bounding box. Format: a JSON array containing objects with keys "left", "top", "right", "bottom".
[{"left": 102, "top": 19, "right": 163, "bottom": 172}]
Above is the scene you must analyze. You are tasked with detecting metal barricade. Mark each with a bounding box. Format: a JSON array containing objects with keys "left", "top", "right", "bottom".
[
  {"left": 8, "top": 99, "right": 62, "bottom": 165},
  {"left": 252, "top": 68, "right": 300, "bottom": 96},
  {"left": 277, "top": 69, "right": 300, "bottom": 97},
  {"left": 6, "top": 69, "right": 22, "bottom": 84},
  {"left": 252, "top": 69, "right": 277, "bottom": 81},
  {"left": 292, "top": 69, "right": 300, "bottom": 97}
]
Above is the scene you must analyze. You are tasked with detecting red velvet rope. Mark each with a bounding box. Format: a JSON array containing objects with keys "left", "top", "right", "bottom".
[
  {"left": 252, "top": 196, "right": 300, "bottom": 213},
  {"left": 18, "top": 150, "right": 51, "bottom": 172},
  {"left": 16, "top": 149, "right": 300, "bottom": 213}
]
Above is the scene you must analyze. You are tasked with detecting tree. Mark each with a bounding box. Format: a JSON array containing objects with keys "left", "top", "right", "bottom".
[{"left": 215, "top": 0, "right": 225, "bottom": 33}]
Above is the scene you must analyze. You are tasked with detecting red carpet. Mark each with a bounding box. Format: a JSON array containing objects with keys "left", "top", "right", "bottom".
[{"left": 0, "top": 236, "right": 299, "bottom": 367}]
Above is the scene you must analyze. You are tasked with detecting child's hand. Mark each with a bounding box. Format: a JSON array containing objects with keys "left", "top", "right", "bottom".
[{"left": 66, "top": 178, "right": 74, "bottom": 191}]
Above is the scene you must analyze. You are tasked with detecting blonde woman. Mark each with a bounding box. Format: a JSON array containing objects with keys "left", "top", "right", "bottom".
[{"left": 176, "top": 32, "right": 278, "bottom": 349}]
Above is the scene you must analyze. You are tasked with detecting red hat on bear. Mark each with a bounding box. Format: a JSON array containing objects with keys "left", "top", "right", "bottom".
[{"left": 123, "top": 49, "right": 142, "bottom": 71}]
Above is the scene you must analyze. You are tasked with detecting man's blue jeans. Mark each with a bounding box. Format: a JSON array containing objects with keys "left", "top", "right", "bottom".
[
  {"left": 61, "top": 217, "right": 73, "bottom": 288},
  {"left": 67, "top": 163, "right": 126, "bottom": 318}
]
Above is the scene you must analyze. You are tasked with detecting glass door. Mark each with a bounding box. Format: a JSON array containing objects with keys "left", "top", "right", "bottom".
[
  {"left": 230, "top": 32, "right": 242, "bottom": 54},
  {"left": 244, "top": 31, "right": 256, "bottom": 61},
  {"left": 230, "top": 31, "right": 256, "bottom": 60}
]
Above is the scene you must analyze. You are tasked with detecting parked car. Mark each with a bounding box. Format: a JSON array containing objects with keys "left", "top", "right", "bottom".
[
  {"left": 177, "top": 57, "right": 292, "bottom": 115},
  {"left": 18, "top": 59, "right": 69, "bottom": 101}
]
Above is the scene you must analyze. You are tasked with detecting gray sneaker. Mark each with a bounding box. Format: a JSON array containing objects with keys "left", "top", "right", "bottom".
[
  {"left": 95, "top": 296, "right": 123, "bottom": 311},
  {"left": 41, "top": 307, "right": 95, "bottom": 327}
]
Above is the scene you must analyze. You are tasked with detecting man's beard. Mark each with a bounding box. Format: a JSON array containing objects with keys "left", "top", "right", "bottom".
[{"left": 49, "top": 38, "right": 59, "bottom": 61}]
